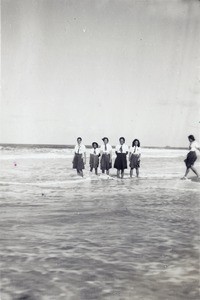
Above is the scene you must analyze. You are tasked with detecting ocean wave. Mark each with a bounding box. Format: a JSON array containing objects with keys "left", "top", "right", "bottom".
[{"left": 0, "top": 148, "right": 187, "bottom": 160}]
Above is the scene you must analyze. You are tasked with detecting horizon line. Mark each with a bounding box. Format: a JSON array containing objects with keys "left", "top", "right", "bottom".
[{"left": 0, "top": 143, "right": 187, "bottom": 150}]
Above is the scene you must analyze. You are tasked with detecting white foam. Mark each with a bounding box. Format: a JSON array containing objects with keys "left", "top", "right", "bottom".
[
  {"left": 0, "top": 153, "right": 73, "bottom": 160},
  {"left": 0, "top": 180, "right": 81, "bottom": 186},
  {"left": 0, "top": 147, "right": 187, "bottom": 160}
]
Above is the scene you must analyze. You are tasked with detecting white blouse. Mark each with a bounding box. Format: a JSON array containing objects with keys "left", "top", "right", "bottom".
[
  {"left": 129, "top": 146, "right": 141, "bottom": 155},
  {"left": 100, "top": 144, "right": 112, "bottom": 154},
  {"left": 90, "top": 148, "right": 100, "bottom": 155},
  {"left": 189, "top": 141, "right": 199, "bottom": 153},
  {"left": 115, "top": 144, "right": 129, "bottom": 153},
  {"left": 74, "top": 144, "right": 86, "bottom": 154}
]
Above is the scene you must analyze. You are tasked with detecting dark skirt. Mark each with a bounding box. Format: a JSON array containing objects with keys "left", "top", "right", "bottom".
[
  {"left": 130, "top": 154, "right": 140, "bottom": 169},
  {"left": 89, "top": 154, "right": 99, "bottom": 169},
  {"left": 100, "top": 154, "right": 112, "bottom": 171},
  {"left": 184, "top": 151, "right": 197, "bottom": 168},
  {"left": 73, "top": 153, "right": 85, "bottom": 171},
  {"left": 114, "top": 153, "right": 127, "bottom": 170}
]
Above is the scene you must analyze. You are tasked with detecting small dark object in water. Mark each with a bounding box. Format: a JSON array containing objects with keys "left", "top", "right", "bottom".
[{"left": 42, "top": 193, "right": 44, "bottom": 196}]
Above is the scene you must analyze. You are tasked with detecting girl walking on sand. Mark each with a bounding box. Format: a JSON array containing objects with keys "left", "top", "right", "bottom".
[
  {"left": 72, "top": 137, "right": 86, "bottom": 177},
  {"left": 129, "top": 139, "right": 141, "bottom": 178},
  {"left": 182, "top": 135, "right": 200, "bottom": 179}
]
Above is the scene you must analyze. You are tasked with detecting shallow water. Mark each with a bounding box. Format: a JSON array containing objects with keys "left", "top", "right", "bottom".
[{"left": 0, "top": 148, "right": 199, "bottom": 300}]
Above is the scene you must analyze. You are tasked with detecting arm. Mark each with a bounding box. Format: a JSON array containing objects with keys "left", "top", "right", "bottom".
[
  {"left": 72, "top": 147, "right": 76, "bottom": 163},
  {"left": 110, "top": 147, "right": 113, "bottom": 163},
  {"left": 83, "top": 152, "right": 86, "bottom": 165},
  {"left": 100, "top": 146, "right": 103, "bottom": 156},
  {"left": 129, "top": 152, "right": 131, "bottom": 161},
  {"left": 138, "top": 148, "right": 141, "bottom": 160},
  {"left": 125, "top": 145, "right": 129, "bottom": 156},
  {"left": 129, "top": 147, "right": 132, "bottom": 160},
  {"left": 115, "top": 145, "right": 118, "bottom": 156}
]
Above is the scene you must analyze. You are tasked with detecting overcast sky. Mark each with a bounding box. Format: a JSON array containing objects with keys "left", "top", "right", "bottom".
[{"left": 1, "top": 0, "right": 200, "bottom": 147}]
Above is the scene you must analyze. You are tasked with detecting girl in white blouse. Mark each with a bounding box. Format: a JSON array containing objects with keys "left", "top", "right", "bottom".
[
  {"left": 182, "top": 135, "right": 200, "bottom": 179},
  {"left": 114, "top": 137, "right": 129, "bottom": 178},
  {"left": 89, "top": 142, "right": 100, "bottom": 175},
  {"left": 129, "top": 139, "right": 141, "bottom": 178},
  {"left": 100, "top": 137, "right": 112, "bottom": 175},
  {"left": 72, "top": 137, "right": 86, "bottom": 177}
]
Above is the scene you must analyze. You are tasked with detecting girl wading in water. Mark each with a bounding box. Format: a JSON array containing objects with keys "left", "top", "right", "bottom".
[
  {"left": 114, "top": 137, "right": 129, "bottom": 178},
  {"left": 129, "top": 139, "right": 141, "bottom": 178},
  {"left": 100, "top": 137, "right": 112, "bottom": 175},
  {"left": 182, "top": 135, "right": 200, "bottom": 180},
  {"left": 89, "top": 142, "right": 100, "bottom": 175},
  {"left": 72, "top": 137, "right": 86, "bottom": 177}
]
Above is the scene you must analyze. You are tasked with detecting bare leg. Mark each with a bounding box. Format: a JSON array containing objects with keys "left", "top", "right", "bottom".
[
  {"left": 106, "top": 170, "right": 109, "bottom": 175},
  {"left": 77, "top": 169, "right": 83, "bottom": 177},
  {"left": 95, "top": 168, "right": 98, "bottom": 175},
  {"left": 182, "top": 168, "right": 190, "bottom": 179},
  {"left": 130, "top": 168, "right": 133, "bottom": 178},
  {"left": 190, "top": 166, "right": 200, "bottom": 177},
  {"left": 184, "top": 168, "right": 190, "bottom": 177},
  {"left": 136, "top": 168, "right": 139, "bottom": 177},
  {"left": 121, "top": 170, "right": 124, "bottom": 179},
  {"left": 117, "top": 170, "right": 120, "bottom": 178}
]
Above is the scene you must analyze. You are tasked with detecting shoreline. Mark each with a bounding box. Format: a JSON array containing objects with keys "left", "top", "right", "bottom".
[{"left": 0, "top": 143, "right": 187, "bottom": 150}]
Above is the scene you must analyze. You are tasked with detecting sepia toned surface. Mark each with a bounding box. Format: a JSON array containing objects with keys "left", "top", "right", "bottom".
[{"left": 0, "top": 148, "right": 199, "bottom": 300}]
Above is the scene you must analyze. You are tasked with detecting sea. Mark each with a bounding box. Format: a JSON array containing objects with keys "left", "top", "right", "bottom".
[{"left": 0, "top": 146, "right": 199, "bottom": 300}]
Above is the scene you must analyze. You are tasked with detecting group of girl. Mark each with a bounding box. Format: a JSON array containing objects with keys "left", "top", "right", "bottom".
[
  {"left": 72, "top": 135, "right": 200, "bottom": 180},
  {"left": 72, "top": 137, "right": 141, "bottom": 178}
]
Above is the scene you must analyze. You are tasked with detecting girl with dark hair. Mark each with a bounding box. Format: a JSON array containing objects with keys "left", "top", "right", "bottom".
[
  {"left": 114, "top": 137, "right": 129, "bottom": 178},
  {"left": 72, "top": 137, "right": 86, "bottom": 177},
  {"left": 100, "top": 137, "right": 112, "bottom": 175},
  {"left": 129, "top": 139, "right": 141, "bottom": 178},
  {"left": 89, "top": 142, "right": 100, "bottom": 175},
  {"left": 182, "top": 135, "right": 200, "bottom": 179}
]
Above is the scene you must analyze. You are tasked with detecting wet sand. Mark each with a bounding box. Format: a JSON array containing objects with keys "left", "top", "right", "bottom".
[{"left": 0, "top": 148, "right": 199, "bottom": 300}]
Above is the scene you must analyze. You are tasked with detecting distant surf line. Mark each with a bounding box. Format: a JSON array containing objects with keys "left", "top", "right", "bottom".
[{"left": 0, "top": 143, "right": 188, "bottom": 150}]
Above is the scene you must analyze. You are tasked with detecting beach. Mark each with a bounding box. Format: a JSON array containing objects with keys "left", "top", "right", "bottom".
[{"left": 0, "top": 147, "right": 199, "bottom": 300}]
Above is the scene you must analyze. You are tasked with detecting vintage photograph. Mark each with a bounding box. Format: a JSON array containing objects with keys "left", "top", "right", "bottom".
[{"left": 0, "top": 0, "right": 200, "bottom": 299}]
